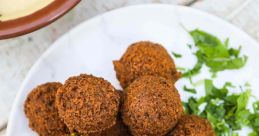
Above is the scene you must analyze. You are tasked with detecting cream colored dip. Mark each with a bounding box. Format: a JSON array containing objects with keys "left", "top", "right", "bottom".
[{"left": 0, "top": 0, "right": 54, "bottom": 21}]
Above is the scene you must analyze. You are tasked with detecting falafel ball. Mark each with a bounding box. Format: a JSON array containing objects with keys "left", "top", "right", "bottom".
[
  {"left": 113, "top": 41, "right": 181, "bottom": 89},
  {"left": 24, "top": 82, "right": 69, "bottom": 136},
  {"left": 122, "top": 76, "right": 184, "bottom": 136},
  {"left": 168, "top": 115, "right": 215, "bottom": 136},
  {"left": 78, "top": 90, "right": 131, "bottom": 136},
  {"left": 56, "top": 74, "right": 120, "bottom": 134}
]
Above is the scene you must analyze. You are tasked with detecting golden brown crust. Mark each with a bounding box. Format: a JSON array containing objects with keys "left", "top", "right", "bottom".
[
  {"left": 122, "top": 76, "right": 184, "bottom": 136},
  {"left": 88, "top": 116, "right": 131, "bottom": 136},
  {"left": 55, "top": 74, "right": 120, "bottom": 134},
  {"left": 113, "top": 41, "right": 181, "bottom": 89},
  {"left": 24, "top": 82, "right": 69, "bottom": 136},
  {"left": 169, "top": 115, "right": 215, "bottom": 136}
]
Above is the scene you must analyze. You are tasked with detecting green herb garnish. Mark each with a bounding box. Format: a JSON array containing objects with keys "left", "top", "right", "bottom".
[
  {"left": 183, "top": 85, "right": 196, "bottom": 94},
  {"left": 182, "top": 59, "right": 203, "bottom": 77},
  {"left": 187, "top": 44, "right": 192, "bottom": 49},
  {"left": 183, "top": 80, "right": 259, "bottom": 135},
  {"left": 183, "top": 96, "right": 200, "bottom": 114},
  {"left": 176, "top": 67, "right": 187, "bottom": 71},
  {"left": 174, "top": 28, "right": 258, "bottom": 135},
  {"left": 172, "top": 51, "right": 182, "bottom": 58},
  {"left": 249, "top": 111, "right": 259, "bottom": 135},
  {"left": 183, "top": 29, "right": 247, "bottom": 77},
  {"left": 253, "top": 101, "right": 259, "bottom": 113}
]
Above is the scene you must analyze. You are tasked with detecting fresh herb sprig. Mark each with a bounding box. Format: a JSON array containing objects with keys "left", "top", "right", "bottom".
[{"left": 182, "top": 29, "right": 247, "bottom": 77}]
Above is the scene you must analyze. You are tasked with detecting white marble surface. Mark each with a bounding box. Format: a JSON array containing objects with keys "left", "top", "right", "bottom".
[{"left": 1, "top": 0, "right": 259, "bottom": 134}]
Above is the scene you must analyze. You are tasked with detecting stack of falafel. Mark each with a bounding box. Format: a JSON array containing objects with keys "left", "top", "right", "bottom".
[{"left": 24, "top": 41, "right": 215, "bottom": 136}]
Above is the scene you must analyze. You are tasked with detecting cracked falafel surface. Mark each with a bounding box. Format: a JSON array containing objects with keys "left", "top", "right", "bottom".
[
  {"left": 113, "top": 41, "right": 181, "bottom": 89},
  {"left": 122, "top": 76, "right": 184, "bottom": 136},
  {"left": 24, "top": 82, "right": 69, "bottom": 136},
  {"left": 55, "top": 74, "right": 120, "bottom": 134}
]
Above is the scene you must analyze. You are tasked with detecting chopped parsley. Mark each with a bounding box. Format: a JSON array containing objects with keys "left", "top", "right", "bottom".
[
  {"left": 183, "top": 79, "right": 259, "bottom": 135},
  {"left": 176, "top": 67, "right": 187, "bottom": 71},
  {"left": 187, "top": 44, "right": 192, "bottom": 49},
  {"left": 171, "top": 28, "right": 259, "bottom": 136},
  {"left": 172, "top": 51, "right": 182, "bottom": 58},
  {"left": 183, "top": 85, "right": 196, "bottom": 94},
  {"left": 182, "top": 29, "right": 247, "bottom": 77}
]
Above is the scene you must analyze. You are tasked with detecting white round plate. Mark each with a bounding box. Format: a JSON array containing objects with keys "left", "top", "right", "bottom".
[{"left": 7, "top": 4, "right": 259, "bottom": 136}]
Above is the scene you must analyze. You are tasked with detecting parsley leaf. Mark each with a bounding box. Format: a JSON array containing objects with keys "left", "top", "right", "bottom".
[
  {"left": 183, "top": 29, "right": 247, "bottom": 77},
  {"left": 172, "top": 51, "right": 182, "bottom": 58},
  {"left": 184, "top": 97, "right": 200, "bottom": 115},
  {"left": 249, "top": 113, "right": 259, "bottom": 134},
  {"left": 253, "top": 101, "right": 259, "bottom": 113},
  {"left": 236, "top": 90, "right": 251, "bottom": 112},
  {"left": 183, "top": 85, "right": 196, "bottom": 94},
  {"left": 182, "top": 59, "right": 203, "bottom": 77}
]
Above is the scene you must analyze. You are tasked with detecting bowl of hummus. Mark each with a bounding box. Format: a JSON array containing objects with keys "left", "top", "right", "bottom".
[{"left": 0, "top": 0, "right": 80, "bottom": 39}]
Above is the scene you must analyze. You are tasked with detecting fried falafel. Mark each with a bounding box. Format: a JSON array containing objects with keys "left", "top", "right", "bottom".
[
  {"left": 76, "top": 90, "right": 131, "bottom": 136},
  {"left": 122, "top": 76, "right": 184, "bottom": 136},
  {"left": 113, "top": 41, "right": 181, "bottom": 89},
  {"left": 55, "top": 74, "right": 120, "bottom": 134},
  {"left": 24, "top": 82, "right": 69, "bottom": 136},
  {"left": 168, "top": 115, "right": 215, "bottom": 136}
]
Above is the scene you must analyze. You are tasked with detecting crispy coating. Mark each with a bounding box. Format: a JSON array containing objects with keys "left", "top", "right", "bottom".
[
  {"left": 89, "top": 116, "right": 132, "bottom": 136},
  {"left": 56, "top": 74, "right": 120, "bottom": 134},
  {"left": 122, "top": 76, "right": 184, "bottom": 136},
  {"left": 24, "top": 82, "right": 69, "bottom": 136},
  {"left": 113, "top": 41, "right": 181, "bottom": 89},
  {"left": 168, "top": 115, "right": 215, "bottom": 136}
]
